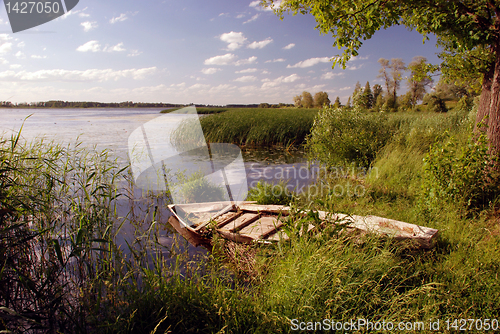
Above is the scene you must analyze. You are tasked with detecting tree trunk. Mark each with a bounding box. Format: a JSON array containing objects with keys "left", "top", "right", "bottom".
[{"left": 476, "top": 38, "right": 500, "bottom": 156}]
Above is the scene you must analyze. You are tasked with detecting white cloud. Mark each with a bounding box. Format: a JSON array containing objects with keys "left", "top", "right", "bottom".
[
  {"left": 204, "top": 53, "right": 236, "bottom": 65},
  {"left": 287, "top": 57, "right": 331, "bottom": 68},
  {"left": 0, "top": 35, "right": 13, "bottom": 54},
  {"left": 81, "top": 21, "right": 98, "bottom": 32},
  {"left": 76, "top": 40, "right": 101, "bottom": 52},
  {"left": 170, "top": 82, "right": 186, "bottom": 88},
  {"left": 15, "top": 51, "right": 25, "bottom": 59},
  {"left": 0, "top": 67, "right": 157, "bottom": 82},
  {"left": 236, "top": 14, "right": 245, "bottom": 19},
  {"left": 220, "top": 31, "right": 247, "bottom": 50},
  {"left": 0, "top": 42, "right": 12, "bottom": 54},
  {"left": 265, "top": 58, "right": 285, "bottom": 63},
  {"left": 104, "top": 43, "right": 126, "bottom": 52},
  {"left": 9, "top": 64, "right": 21, "bottom": 69},
  {"left": 282, "top": 74, "right": 300, "bottom": 82},
  {"left": 188, "top": 83, "right": 211, "bottom": 90},
  {"left": 236, "top": 68, "right": 258, "bottom": 73},
  {"left": 0, "top": 34, "right": 12, "bottom": 42},
  {"left": 321, "top": 72, "right": 343, "bottom": 80},
  {"left": 110, "top": 13, "right": 128, "bottom": 24},
  {"left": 61, "top": 7, "right": 89, "bottom": 19},
  {"left": 17, "top": 41, "right": 25, "bottom": 48},
  {"left": 235, "top": 56, "right": 258, "bottom": 66},
  {"left": 234, "top": 75, "right": 257, "bottom": 83},
  {"left": 247, "top": 38, "right": 273, "bottom": 49},
  {"left": 346, "top": 64, "right": 363, "bottom": 70},
  {"left": 350, "top": 55, "right": 369, "bottom": 61},
  {"left": 261, "top": 74, "right": 300, "bottom": 89},
  {"left": 209, "top": 84, "right": 236, "bottom": 94},
  {"left": 202, "top": 68, "right": 220, "bottom": 75},
  {"left": 249, "top": 0, "right": 281, "bottom": 11},
  {"left": 31, "top": 55, "right": 47, "bottom": 59},
  {"left": 283, "top": 43, "right": 295, "bottom": 50},
  {"left": 339, "top": 86, "right": 351, "bottom": 91},
  {"left": 127, "top": 49, "right": 142, "bottom": 57},
  {"left": 243, "top": 14, "right": 260, "bottom": 24}
]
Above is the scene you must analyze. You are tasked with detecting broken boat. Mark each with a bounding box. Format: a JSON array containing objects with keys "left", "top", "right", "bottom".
[{"left": 167, "top": 201, "right": 439, "bottom": 249}]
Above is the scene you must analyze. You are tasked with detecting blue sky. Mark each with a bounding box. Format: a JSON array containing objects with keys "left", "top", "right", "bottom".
[{"left": 0, "top": 0, "right": 443, "bottom": 105}]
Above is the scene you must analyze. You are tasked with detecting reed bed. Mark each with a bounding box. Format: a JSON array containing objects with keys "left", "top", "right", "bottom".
[{"left": 170, "top": 108, "right": 319, "bottom": 148}]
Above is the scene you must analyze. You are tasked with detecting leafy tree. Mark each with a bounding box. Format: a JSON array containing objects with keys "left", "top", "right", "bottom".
[
  {"left": 377, "top": 58, "right": 391, "bottom": 98},
  {"left": 372, "top": 84, "right": 383, "bottom": 102},
  {"left": 374, "top": 93, "right": 385, "bottom": 111},
  {"left": 301, "top": 91, "right": 314, "bottom": 108},
  {"left": 259, "top": 103, "right": 270, "bottom": 108},
  {"left": 389, "top": 58, "right": 406, "bottom": 103},
  {"left": 407, "top": 56, "right": 433, "bottom": 107},
  {"left": 351, "top": 81, "right": 362, "bottom": 108},
  {"left": 269, "top": 0, "right": 500, "bottom": 153},
  {"left": 314, "top": 91, "right": 331, "bottom": 107},
  {"left": 333, "top": 96, "right": 341, "bottom": 108},
  {"left": 360, "top": 81, "right": 374, "bottom": 109},
  {"left": 434, "top": 78, "right": 470, "bottom": 101},
  {"left": 423, "top": 94, "right": 448, "bottom": 113},
  {"left": 346, "top": 96, "right": 351, "bottom": 108},
  {"left": 293, "top": 95, "right": 302, "bottom": 107}
]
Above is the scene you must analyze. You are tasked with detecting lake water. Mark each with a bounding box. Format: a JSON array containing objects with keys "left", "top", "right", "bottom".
[{"left": 1, "top": 108, "right": 315, "bottom": 255}]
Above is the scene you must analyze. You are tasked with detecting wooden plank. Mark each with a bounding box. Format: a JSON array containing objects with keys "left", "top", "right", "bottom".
[
  {"left": 316, "top": 211, "right": 439, "bottom": 248},
  {"left": 238, "top": 216, "right": 284, "bottom": 240},
  {"left": 167, "top": 216, "right": 211, "bottom": 248},
  {"left": 266, "top": 230, "right": 290, "bottom": 241},
  {"left": 215, "top": 211, "right": 243, "bottom": 228},
  {"left": 238, "top": 204, "right": 290, "bottom": 215},
  {"left": 193, "top": 204, "right": 235, "bottom": 231},
  {"left": 216, "top": 229, "right": 254, "bottom": 244},
  {"left": 219, "top": 213, "right": 260, "bottom": 233}
]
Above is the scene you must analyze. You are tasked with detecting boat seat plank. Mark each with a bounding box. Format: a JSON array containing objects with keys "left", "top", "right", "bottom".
[
  {"left": 215, "top": 211, "right": 243, "bottom": 228},
  {"left": 220, "top": 213, "right": 260, "bottom": 233},
  {"left": 266, "top": 230, "right": 290, "bottom": 241},
  {"left": 238, "top": 204, "right": 290, "bottom": 215},
  {"left": 238, "top": 217, "right": 284, "bottom": 239}
]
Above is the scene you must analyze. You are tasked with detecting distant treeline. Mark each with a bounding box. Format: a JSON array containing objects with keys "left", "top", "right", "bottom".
[
  {"left": 0, "top": 100, "right": 186, "bottom": 108},
  {"left": 0, "top": 101, "right": 289, "bottom": 109}
]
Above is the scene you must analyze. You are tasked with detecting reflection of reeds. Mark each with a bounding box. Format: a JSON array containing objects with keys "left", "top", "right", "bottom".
[
  {"left": 170, "top": 117, "right": 206, "bottom": 152},
  {"left": 176, "top": 170, "right": 225, "bottom": 204}
]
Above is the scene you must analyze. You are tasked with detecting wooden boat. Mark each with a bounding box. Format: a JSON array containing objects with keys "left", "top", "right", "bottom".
[{"left": 167, "top": 201, "right": 439, "bottom": 249}]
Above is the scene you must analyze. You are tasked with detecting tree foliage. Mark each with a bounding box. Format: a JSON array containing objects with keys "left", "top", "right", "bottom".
[
  {"left": 314, "top": 91, "right": 331, "bottom": 107},
  {"left": 407, "top": 56, "right": 433, "bottom": 107},
  {"left": 333, "top": 96, "right": 342, "bottom": 108},
  {"left": 267, "top": 0, "right": 500, "bottom": 153},
  {"left": 301, "top": 91, "right": 314, "bottom": 108},
  {"left": 359, "top": 81, "right": 374, "bottom": 109}
]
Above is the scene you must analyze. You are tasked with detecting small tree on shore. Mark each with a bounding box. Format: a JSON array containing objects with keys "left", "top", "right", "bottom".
[
  {"left": 360, "top": 81, "right": 374, "bottom": 109},
  {"left": 333, "top": 96, "right": 341, "bottom": 108},
  {"left": 293, "top": 95, "right": 302, "bottom": 107},
  {"left": 301, "top": 91, "right": 314, "bottom": 108},
  {"left": 314, "top": 91, "right": 331, "bottom": 108}
]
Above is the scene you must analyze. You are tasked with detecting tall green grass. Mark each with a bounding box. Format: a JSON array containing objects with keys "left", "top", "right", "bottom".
[
  {"left": 3, "top": 97, "right": 500, "bottom": 333},
  {"left": 198, "top": 108, "right": 319, "bottom": 147}
]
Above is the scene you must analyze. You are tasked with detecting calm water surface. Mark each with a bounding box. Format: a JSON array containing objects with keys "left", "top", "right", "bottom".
[{"left": 1, "top": 108, "right": 314, "bottom": 255}]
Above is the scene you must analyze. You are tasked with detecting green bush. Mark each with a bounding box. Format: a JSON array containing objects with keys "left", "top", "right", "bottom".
[
  {"left": 246, "top": 180, "right": 294, "bottom": 205},
  {"left": 305, "top": 106, "right": 397, "bottom": 168},
  {"left": 421, "top": 128, "right": 500, "bottom": 213},
  {"left": 177, "top": 171, "right": 226, "bottom": 203},
  {"left": 423, "top": 94, "right": 448, "bottom": 113}
]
